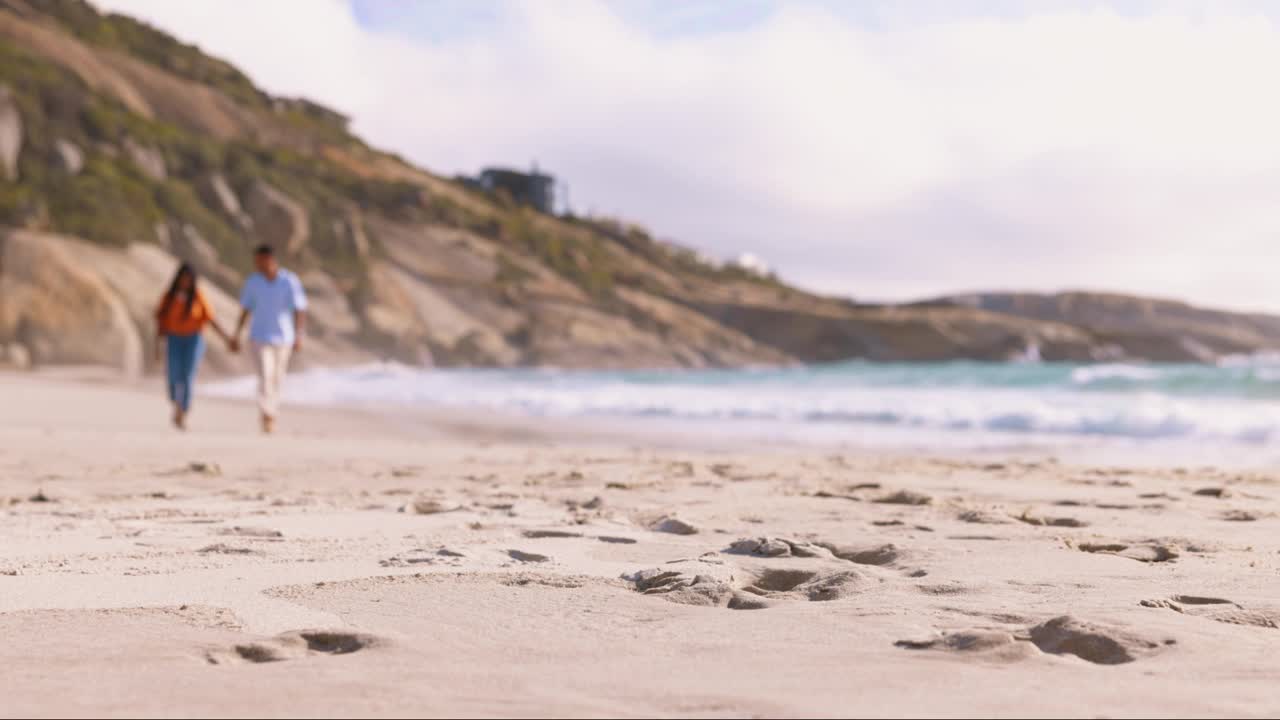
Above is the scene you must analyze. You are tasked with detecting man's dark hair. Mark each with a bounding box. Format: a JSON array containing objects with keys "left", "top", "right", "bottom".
[{"left": 254, "top": 244, "right": 275, "bottom": 257}]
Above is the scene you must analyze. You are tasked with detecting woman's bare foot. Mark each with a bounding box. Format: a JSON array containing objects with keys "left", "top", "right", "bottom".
[
  {"left": 172, "top": 406, "right": 186, "bottom": 431},
  {"left": 261, "top": 414, "right": 275, "bottom": 434}
]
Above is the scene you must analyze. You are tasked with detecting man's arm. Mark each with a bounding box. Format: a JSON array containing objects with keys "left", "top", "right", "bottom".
[
  {"left": 290, "top": 274, "right": 308, "bottom": 352},
  {"left": 292, "top": 310, "right": 305, "bottom": 352}
]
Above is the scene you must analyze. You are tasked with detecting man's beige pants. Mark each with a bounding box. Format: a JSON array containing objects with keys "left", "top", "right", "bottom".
[{"left": 253, "top": 343, "right": 292, "bottom": 418}]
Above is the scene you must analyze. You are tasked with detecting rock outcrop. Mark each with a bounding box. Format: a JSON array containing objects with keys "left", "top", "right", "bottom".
[
  {"left": 0, "top": 85, "right": 21, "bottom": 181},
  {"left": 245, "top": 181, "right": 308, "bottom": 254},
  {"left": 298, "top": 270, "right": 360, "bottom": 339},
  {"left": 331, "top": 212, "right": 369, "bottom": 260},
  {"left": 52, "top": 138, "right": 82, "bottom": 174},
  {"left": 197, "top": 174, "right": 252, "bottom": 230},
  {"left": 122, "top": 136, "right": 166, "bottom": 182},
  {"left": 940, "top": 292, "right": 1280, "bottom": 362},
  {"left": 0, "top": 230, "right": 142, "bottom": 375},
  {"left": 167, "top": 222, "right": 240, "bottom": 291}
]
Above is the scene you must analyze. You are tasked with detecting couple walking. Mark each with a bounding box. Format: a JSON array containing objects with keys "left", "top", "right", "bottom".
[{"left": 155, "top": 244, "right": 307, "bottom": 433}]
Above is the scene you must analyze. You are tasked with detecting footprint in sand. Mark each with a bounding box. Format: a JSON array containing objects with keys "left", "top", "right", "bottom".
[
  {"left": 198, "top": 543, "right": 261, "bottom": 556},
  {"left": 403, "top": 498, "right": 463, "bottom": 515},
  {"left": 217, "top": 526, "right": 283, "bottom": 539},
  {"left": 625, "top": 553, "right": 880, "bottom": 609},
  {"left": 1075, "top": 541, "right": 1179, "bottom": 563},
  {"left": 647, "top": 516, "right": 699, "bottom": 535},
  {"left": 157, "top": 462, "right": 222, "bottom": 478},
  {"left": 507, "top": 549, "right": 552, "bottom": 563},
  {"left": 956, "top": 508, "right": 1015, "bottom": 525},
  {"left": 725, "top": 537, "right": 831, "bottom": 559},
  {"left": 1192, "top": 487, "right": 1233, "bottom": 499},
  {"left": 566, "top": 496, "right": 604, "bottom": 511},
  {"left": 898, "top": 616, "right": 1169, "bottom": 665},
  {"left": 708, "top": 463, "right": 775, "bottom": 482},
  {"left": 380, "top": 547, "right": 467, "bottom": 567},
  {"left": 815, "top": 541, "right": 913, "bottom": 568},
  {"left": 1016, "top": 511, "right": 1088, "bottom": 528},
  {"left": 874, "top": 490, "right": 933, "bottom": 506},
  {"left": 738, "top": 567, "right": 876, "bottom": 603},
  {"left": 1027, "top": 616, "right": 1169, "bottom": 664},
  {"left": 626, "top": 558, "right": 737, "bottom": 607},
  {"left": 522, "top": 529, "right": 583, "bottom": 539},
  {"left": 1141, "top": 595, "right": 1280, "bottom": 629},
  {"left": 895, "top": 630, "right": 1036, "bottom": 662},
  {"left": 522, "top": 529, "right": 639, "bottom": 545},
  {"left": 207, "top": 630, "right": 380, "bottom": 665},
  {"left": 724, "top": 536, "right": 913, "bottom": 566}
]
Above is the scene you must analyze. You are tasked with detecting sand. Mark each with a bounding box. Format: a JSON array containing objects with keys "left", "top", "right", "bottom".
[{"left": 3, "top": 371, "right": 1280, "bottom": 718}]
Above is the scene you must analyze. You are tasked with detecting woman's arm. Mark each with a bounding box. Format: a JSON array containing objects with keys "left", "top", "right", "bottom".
[{"left": 208, "top": 318, "right": 232, "bottom": 345}]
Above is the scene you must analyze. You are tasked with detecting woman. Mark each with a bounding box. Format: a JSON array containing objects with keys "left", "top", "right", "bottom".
[{"left": 155, "top": 264, "right": 231, "bottom": 430}]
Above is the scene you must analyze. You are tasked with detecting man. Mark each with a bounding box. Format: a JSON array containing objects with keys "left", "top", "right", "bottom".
[{"left": 231, "top": 245, "right": 307, "bottom": 434}]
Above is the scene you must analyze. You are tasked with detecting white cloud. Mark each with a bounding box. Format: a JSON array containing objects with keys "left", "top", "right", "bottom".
[{"left": 94, "top": 0, "right": 1280, "bottom": 310}]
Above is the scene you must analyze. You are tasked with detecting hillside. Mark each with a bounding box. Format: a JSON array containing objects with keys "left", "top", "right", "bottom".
[
  {"left": 938, "top": 292, "right": 1280, "bottom": 363},
  {"left": 0, "top": 0, "right": 1277, "bottom": 375}
]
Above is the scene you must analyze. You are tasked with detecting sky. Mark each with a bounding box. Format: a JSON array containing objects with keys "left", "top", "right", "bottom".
[{"left": 92, "top": 0, "right": 1280, "bottom": 310}]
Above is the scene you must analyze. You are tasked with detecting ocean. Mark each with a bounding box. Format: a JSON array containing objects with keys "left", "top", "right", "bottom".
[{"left": 207, "top": 356, "right": 1280, "bottom": 466}]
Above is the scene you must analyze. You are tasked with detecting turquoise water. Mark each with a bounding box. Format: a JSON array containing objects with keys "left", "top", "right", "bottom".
[{"left": 208, "top": 356, "right": 1280, "bottom": 456}]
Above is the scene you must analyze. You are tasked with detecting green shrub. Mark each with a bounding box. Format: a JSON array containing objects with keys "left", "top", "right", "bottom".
[
  {"left": 46, "top": 155, "right": 162, "bottom": 246},
  {"left": 501, "top": 212, "right": 616, "bottom": 299},
  {"left": 39, "top": 0, "right": 270, "bottom": 110}
]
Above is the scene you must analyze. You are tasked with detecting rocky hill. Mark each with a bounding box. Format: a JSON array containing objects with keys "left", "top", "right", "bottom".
[
  {"left": 0, "top": 0, "right": 1277, "bottom": 375},
  {"left": 936, "top": 292, "right": 1280, "bottom": 363}
]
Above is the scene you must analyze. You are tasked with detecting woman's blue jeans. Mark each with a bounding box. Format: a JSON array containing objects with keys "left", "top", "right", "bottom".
[{"left": 165, "top": 333, "right": 205, "bottom": 412}]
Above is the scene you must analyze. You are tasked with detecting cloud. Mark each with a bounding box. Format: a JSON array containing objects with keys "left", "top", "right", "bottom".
[{"left": 93, "top": 0, "right": 1280, "bottom": 310}]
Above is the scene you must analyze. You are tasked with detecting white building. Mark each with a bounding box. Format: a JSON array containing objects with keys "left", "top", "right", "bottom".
[{"left": 729, "top": 252, "right": 772, "bottom": 276}]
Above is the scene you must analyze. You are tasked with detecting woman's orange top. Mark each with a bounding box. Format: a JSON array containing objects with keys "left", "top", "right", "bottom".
[{"left": 157, "top": 289, "right": 214, "bottom": 336}]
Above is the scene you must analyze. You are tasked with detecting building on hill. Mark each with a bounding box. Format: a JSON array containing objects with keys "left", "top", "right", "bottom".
[
  {"left": 472, "top": 165, "right": 557, "bottom": 214},
  {"left": 730, "top": 252, "right": 772, "bottom": 277}
]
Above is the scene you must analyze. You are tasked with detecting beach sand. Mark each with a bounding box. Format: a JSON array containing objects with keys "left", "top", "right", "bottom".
[{"left": 3, "top": 372, "right": 1280, "bottom": 718}]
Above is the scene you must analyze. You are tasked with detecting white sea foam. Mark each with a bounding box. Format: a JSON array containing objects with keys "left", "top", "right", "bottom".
[{"left": 205, "top": 361, "right": 1280, "bottom": 454}]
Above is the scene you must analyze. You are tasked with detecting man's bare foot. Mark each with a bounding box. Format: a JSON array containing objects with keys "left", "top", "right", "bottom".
[
  {"left": 172, "top": 406, "right": 186, "bottom": 431},
  {"left": 261, "top": 414, "right": 275, "bottom": 434}
]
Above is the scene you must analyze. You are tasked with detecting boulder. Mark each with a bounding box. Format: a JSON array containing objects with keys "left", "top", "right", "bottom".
[
  {"left": 0, "top": 230, "right": 142, "bottom": 376},
  {"left": 380, "top": 264, "right": 518, "bottom": 367},
  {"left": 197, "top": 173, "right": 252, "bottom": 230},
  {"left": 245, "top": 181, "right": 308, "bottom": 254},
  {"left": 52, "top": 138, "right": 83, "bottom": 174},
  {"left": 153, "top": 221, "right": 171, "bottom": 249},
  {"left": 0, "top": 85, "right": 22, "bottom": 181},
  {"left": 299, "top": 270, "right": 359, "bottom": 338},
  {"left": 332, "top": 213, "right": 369, "bottom": 259},
  {"left": 169, "top": 222, "right": 239, "bottom": 291},
  {"left": 122, "top": 136, "right": 166, "bottom": 182},
  {"left": 360, "top": 262, "right": 431, "bottom": 364},
  {"left": 1, "top": 342, "right": 30, "bottom": 370}
]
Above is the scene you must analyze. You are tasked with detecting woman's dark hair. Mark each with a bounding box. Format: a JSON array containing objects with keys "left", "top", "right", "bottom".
[{"left": 163, "top": 263, "right": 199, "bottom": 318}]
